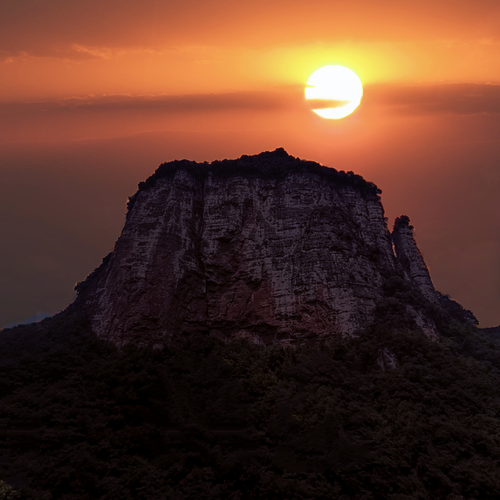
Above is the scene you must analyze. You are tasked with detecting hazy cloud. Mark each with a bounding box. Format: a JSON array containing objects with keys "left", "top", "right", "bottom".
[
  {"left": 1, "top": 0, "right": 500, "bottom": 57},
  {"left": 0, "top": 43, "right": 168, "bottom": 63},
  {"left": 0, "top": 88, "right": 303, "bottom": 116},
  {"left": 1, "top": 83, "right": 499, "bottom": 117},
  {"left": 366, "top": 83, "right": 500, "bottom": 115}
]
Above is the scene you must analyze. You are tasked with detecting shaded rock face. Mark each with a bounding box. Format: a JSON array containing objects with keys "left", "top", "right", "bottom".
[
  {"left": 73, "top": 149, "right": 440, "bottom": 346},
  {"left": 392, "top": 216, "right": 438, "bottom": 305}
]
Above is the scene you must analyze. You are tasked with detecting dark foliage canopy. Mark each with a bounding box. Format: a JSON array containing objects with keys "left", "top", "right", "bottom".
[
  {"left": 1, "top": 302, "right": 500, "bottom": 499},
  {"left": 126, "top": 148, "right": 381, "bottom": 212}
]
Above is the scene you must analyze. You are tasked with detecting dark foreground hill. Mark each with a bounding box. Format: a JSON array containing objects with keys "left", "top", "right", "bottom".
[{"left": 1, "top": 312, "right": 500, "bottom": 499}]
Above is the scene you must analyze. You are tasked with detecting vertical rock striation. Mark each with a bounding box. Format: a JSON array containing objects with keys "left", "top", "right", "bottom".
[
  {"left": 392, "top": 215, "right": 438, "bottom": 305},
  {"left": 72, "top": 149, "right": 442, "bottom": 346}
]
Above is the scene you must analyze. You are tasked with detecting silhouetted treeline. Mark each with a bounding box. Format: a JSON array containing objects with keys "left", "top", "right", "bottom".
[
  {"left": 1, "top": 310, "right": 500, "bottom": 499},
  {"left": 128, "top": 149, "right": 381, "bottom": 214}
]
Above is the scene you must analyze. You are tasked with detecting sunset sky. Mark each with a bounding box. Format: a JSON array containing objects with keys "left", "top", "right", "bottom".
[{"left": 1, "top": 0, "right": 499, "bottom": 328}]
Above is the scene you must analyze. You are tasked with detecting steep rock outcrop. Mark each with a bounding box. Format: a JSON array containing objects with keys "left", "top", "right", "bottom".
[
  {"left": 437, "top": 292, "right": 478, "bottom": 326},
  {"left": 72, "top": 149, "right": 440, "bottom": 346},
  {"left": 392, "top": 216, "right": 439, "bottom": 305}
]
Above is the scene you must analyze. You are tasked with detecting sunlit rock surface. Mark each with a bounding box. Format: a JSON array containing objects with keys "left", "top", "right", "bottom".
[{"left": 73, "top": 148, "right": 440, "bottom": 346}]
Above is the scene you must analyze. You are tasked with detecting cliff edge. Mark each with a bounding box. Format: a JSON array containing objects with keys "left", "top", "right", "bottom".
[{"left": 71, "top": 148, "right": 444, "bottom": 346}]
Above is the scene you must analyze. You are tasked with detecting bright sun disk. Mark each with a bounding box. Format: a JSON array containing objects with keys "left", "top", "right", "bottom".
[{"left": 305, "top": 65, "right": 363, "bottom": 119}]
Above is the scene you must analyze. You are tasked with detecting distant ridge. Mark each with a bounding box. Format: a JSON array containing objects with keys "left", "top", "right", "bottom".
[{"left": 3, "top": 312, "right": 51, "bottom": 330}]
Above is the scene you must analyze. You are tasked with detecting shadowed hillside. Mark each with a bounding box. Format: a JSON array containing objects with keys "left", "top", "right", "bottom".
[{"left": 1, "top": 309, "right": 500, "bottom": 499}]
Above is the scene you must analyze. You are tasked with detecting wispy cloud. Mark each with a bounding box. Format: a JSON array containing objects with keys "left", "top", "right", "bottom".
[
  {"left": 0, "top": 44, "right": 167, "bottom": 63},
  {"left": 0, "top": 88, "right": 303, "bottom": 115},
  {"left": 366, "top": 82, "right": 500, "bottom": 115},
  {"left": 2, "top": 83, "right": 499, "bottom": 116}
]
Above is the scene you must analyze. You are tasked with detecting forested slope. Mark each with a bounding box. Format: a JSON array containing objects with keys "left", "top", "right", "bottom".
[{"left": 1, "top": 312, "right": 500, "bottom": 499}]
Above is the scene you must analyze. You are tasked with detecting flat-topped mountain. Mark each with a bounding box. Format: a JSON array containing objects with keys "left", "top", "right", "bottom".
[{"left": 71, "top": 148, "right": 468, "bottom": 347}]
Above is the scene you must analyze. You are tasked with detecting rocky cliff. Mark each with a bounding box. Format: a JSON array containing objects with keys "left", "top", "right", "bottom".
[
  {"left": 392, "top": 215, "right": 438, "bottom": 305},
  {"left": 72, "top": 148, "right": 442, "bottom": 347}
]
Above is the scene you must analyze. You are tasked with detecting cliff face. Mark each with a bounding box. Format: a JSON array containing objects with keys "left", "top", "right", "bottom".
[
  {"left": 73, "top": 149, "right": 440, "bottom": 346},
  {"left": 392, "top": 216, "right": 438, "bottom": 305}
]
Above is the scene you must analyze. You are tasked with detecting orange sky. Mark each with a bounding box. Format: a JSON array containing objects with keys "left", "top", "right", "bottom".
[
  {"left": 2, "top": 0, "right": 500, "bottom": 99},
  {"left": 1, "top": 0, "right": 499, "bottom": 327}
]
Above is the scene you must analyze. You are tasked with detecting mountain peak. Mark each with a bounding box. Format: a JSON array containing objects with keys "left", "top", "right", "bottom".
[
  {"left": 71, "top": 150, "right": 450, "bottom": 347},
  {"left": 131, "top": 149, "right": 380, "bottom": 210}
]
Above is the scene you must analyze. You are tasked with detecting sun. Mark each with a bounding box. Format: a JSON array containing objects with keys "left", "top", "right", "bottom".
[{"left": 305, "top": 65, "right": 363, "bottom": 119}]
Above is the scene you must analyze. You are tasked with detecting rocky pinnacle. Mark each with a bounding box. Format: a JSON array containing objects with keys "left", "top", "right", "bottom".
[{"left": 392, "top": 215, "right": 438, "bottom": 305}]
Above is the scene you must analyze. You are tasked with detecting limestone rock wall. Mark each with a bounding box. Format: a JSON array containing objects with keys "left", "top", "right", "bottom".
[
  {"left": 392, "top": 216, "right": 438, "bottom": 305},
  {"left": 73, "top": 149, "right": 439, "bottom": 346}
]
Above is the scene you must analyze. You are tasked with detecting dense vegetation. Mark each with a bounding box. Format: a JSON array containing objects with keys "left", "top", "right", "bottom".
[
  {"left": 128, "top": 148, "right": 380, "bottom": 213},
  {"left": 1, "top": 310, "right": 500, "bottom": 500}
]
